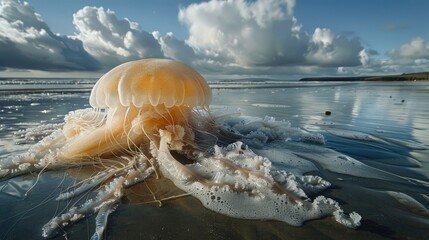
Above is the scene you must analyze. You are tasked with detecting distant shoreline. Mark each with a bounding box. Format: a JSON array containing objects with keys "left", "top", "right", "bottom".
[{"left": 300, "top": 72, "right": 429, "bottom": 81}]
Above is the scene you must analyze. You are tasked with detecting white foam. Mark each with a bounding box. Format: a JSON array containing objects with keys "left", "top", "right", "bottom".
[
  {"left": 215, "top": 114, "right": 325, "bottom": 147},
  {"left": 156, "top": 130, "right": 360, "bottom": 228}
]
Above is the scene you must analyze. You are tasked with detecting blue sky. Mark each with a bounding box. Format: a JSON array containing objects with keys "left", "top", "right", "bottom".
[
  {"left": 295, "top": 0, "right": 429, "bottom": 56},
  {"left": 0, "top": 0, "right": 428, "bottom": 79},
  {"left": 30, "top": 0, "right": 197, "bottom": 39}
]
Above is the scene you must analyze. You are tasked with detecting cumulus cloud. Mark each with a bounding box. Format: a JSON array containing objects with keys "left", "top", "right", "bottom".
[
  {"left": 382, "top": 37, "right": 429, "bottom": 72},
  {"left": 152, "top": 31, "right": 197, "bottom": 64},
  {"left": 178, "top": 0, "right": 364, "bottom": 70},
  {"left": 72, "top": 6, "right": 163, "bottom": 68},
  {"left": 306, "top": 28, "right": 363, "bottom": 67},
  {"left": 393, "top": 37, "right": 429, "bottom": 59},
  {"left": 334, "top": 36, "right": 429, "bottom": 76},
  {"left": 178, "top": 0, "right": 308, "bottom": 67},
  {"left": 358, "top": 48, "right": 378, "bottom": 66},
  {"left": 0, "top": 0, "right": 99, "bottom": 71},
  {"left": 2, "top": 0, "right": 424, "bottom": 77}
]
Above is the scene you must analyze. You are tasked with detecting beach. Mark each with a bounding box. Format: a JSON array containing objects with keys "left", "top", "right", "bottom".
[{"left": 0, "top": 80, "right": 428, "bottom": 239}]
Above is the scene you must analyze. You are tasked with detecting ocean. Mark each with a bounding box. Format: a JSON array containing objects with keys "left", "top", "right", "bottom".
[{"left": 0, "top": 79, "right": 428, "bottom": 239}]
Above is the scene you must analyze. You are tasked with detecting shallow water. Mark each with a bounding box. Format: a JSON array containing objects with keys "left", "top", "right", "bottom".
[{"left": 0, "top": 80, "right": 428, "bottom": 239}]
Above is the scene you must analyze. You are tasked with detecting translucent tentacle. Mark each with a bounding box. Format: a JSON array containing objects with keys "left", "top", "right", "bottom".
[
  {"left": 42, "top": 177, "right": 125, "bottom": 238},
  {"left": 0, "top": 130, "right": 66, "bottom": 178},
  {"left": 43, "top": 155, "right": 154, "bottom": 238},
  {"left": 90, "top": 200, "right": 117, "bottom": 240},
  {"left": 56, "top": 170, "right": 115, "bottom": 201}
]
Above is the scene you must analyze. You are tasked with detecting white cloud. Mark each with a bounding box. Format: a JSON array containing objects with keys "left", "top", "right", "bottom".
[
  {"left": 305, "top": 28, "right": 364, "bottom": 67},
  {"left": 176, "top": 0, "right": 366, "bottom": 72},
  {"left": 152, "top": 31, "right": 197, "bottom": 64},
  {"left": 2, "top": 0, "right": 425, "bottom": 78},
  {"left": 397, "top": 37, "right": 429, "bottom": 59},
  {"left": 381, "top": 37, "right": 429, "bottom": 73},
  {"left": 334, "top": 37, "right": 429, "bottom": 76},
  {"left": 178, "top": 0, "right": 310, "bottom": 67},
  {"left": 310, "top": 28, "right": 335, "bottom": 47},
  {"left": 359, "top": 49, "right": 370, "bottom": 66},
  {"left": 0, "top": 0, "right": 99, "bottom": 71},
  {"left": 72, "top": 6, "right": 163, "bottom": 68}
]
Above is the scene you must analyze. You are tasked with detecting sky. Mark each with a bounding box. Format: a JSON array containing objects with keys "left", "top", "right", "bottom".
[{"left": 0, "top": 0, "right": 428, "bottom": 79}]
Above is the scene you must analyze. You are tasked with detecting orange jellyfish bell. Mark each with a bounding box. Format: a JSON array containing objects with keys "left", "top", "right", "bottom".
[
  {"left": 61, "top": 58, "right": 212, "bottom": 158},
  {"left": 89, "top": 58, "right": 212, "bottom": 110}
]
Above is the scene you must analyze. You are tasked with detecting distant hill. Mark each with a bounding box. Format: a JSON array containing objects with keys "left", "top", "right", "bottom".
[{"left": 300, "top": 72, "right": 429, "bottom": 81}]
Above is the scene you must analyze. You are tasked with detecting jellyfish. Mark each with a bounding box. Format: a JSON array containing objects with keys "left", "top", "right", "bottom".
[
  {"left": 0, "top": 59, "right": 361, "bottom": 240},
  {"left": 66, "top": 61, "right": 206, "bottom": 162}
]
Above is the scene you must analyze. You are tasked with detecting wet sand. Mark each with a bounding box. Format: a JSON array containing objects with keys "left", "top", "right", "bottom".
[{"left": 1, "top": 80, "right": 429, "bottom": 239}]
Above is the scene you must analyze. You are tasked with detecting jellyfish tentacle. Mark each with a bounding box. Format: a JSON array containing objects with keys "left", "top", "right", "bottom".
[
  {"left": 59, "top": 106, "right": 141, "bottom": 159},
  {"left": 56, "top": 170, "right": 115, "bottom": 201},
  {"left": 42, "top": 153, "right": 154, "bottom": 239},
  {"left": 0, "top": 129, "right": 67, "bottom": 178},
  {"left": 164, "top": 106, "right": 178, "bottom": 127},
  {"left": 154, "top": 129, "right": 361, "bottom": 228},
  {"left": 156, "top": 130, "right": 212, "bottom": 185},
  {"left": 123, "top": 106, "right": 138, "bottom": 152},
  {"left": 90, "top": 200, "right": 116, "bottom": 240},
  {"left": 123, "top": 155, "right": 155, "bottom": 186},
  {"left": 42, "top": 177, "right": 124, "bottom": 238},
  {"left": 208, "top": 156, "right": 304, "bottom": 203}
]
